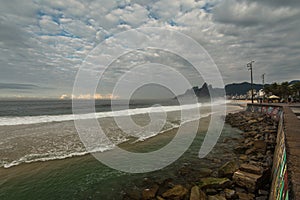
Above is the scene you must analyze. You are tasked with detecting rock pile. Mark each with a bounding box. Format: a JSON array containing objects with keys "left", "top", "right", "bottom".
[{"left": 123, "top": 111, "right": 278, "bottom": 200}]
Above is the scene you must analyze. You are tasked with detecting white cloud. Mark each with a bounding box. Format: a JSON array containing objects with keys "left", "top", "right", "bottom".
[
  {"left": 39, "top": 15, "right": 61, "bottom": 34},
  {"left": 60, "top": 93, "right": 119, "bottom": 100},
  {"left": 0, "top": 0, "right": 299, "bottom": 98}
]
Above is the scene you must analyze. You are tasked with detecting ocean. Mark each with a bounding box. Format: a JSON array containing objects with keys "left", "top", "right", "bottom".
[{"left": 0, "top": 99, "right": 243, "bottom": 199}]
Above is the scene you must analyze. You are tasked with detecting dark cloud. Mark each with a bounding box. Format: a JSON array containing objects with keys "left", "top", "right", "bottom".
[
  {"left": 251, "top": 0, "right": 300, "bottom": 7},
  {"left": 0, "top": 83, "right": 40, "bottom": 90}
]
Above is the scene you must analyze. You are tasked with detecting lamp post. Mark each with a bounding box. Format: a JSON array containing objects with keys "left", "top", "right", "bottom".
[
  {"left": 262, "top": 73, "right": 265, "bottom": 102},
  {"left": 247, "top": 61, "right": 255, "bottom": 103}
]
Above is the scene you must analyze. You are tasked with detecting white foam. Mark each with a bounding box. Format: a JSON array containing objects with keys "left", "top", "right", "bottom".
[
  {"left": 2, "top": 146, "right": 115, "bottom": 169},
  {"left": 0, "top": 103, "right": 206, "bottom": 126}
]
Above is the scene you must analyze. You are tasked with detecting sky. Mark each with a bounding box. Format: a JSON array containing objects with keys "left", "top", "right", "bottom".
[{"left": 0, "top": 0, "right": 300, "bottom": 99}]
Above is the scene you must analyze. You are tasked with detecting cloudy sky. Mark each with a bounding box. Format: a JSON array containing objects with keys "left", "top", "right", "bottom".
[{"left": 1, "top": 0, "right": 300, "bottom": 99}]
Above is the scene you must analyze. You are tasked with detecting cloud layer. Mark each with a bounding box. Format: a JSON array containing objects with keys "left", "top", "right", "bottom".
[{"left": 0, "top": 0, "right": 299, "bottom": 98}]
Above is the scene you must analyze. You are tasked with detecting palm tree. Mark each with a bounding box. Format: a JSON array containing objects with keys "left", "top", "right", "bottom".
[
  {"left": 264, "top": 82, "right": 293, "bottom": 101},
  {"left": 280, "top": 82, "right": 291, "bottom": 99},
  {"left": 292, "top": 82, "right": 300, "bottom": 98}
]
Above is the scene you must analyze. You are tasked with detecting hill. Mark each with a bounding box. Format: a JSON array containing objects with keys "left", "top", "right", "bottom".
[{"left": 225, "top": 82, "right": 264, "bottom": 96}]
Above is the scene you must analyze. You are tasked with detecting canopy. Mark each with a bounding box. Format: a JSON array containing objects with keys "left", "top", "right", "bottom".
[{"left": 268, "top": 95, "right": 280, "bottom": 99}]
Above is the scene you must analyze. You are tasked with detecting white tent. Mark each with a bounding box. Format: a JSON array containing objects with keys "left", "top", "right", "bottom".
[{"left": 268, "top": 95, "right": 280, "bottom": 99}]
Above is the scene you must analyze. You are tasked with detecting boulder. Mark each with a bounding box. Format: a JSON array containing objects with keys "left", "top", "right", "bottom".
[
  {"left": 198, "top": 177, "right": 231, "bottom": 189},
  {"left": 240, "top": 163, "right": 263, "bottom": 175},
  {"left": 199, "top": 168, "right": 213, "bottom": 178},
  {"left": 218, "top": 161, "right": 239, "bottom": 178},
  {"left": 239, "top": 155, "right": 248, "bottom": 161},
  {"left": 124, "top": 189, "right": 141, "bottom": 200},
  {"left": 162, "top": 185, "right": 188, "bottom": 199},
  {"left": 234, "top": 145, "right": 248, "bottom": 154},
  {"left": 224, "top": 188, "right": 236, "bottom": 199},
  {"left": 178, "top": 166, "right": 193, "bottom": 177},
  {"left": 243, "top": 131, "right": 258, "bottom": 137},
  {"left": 258, "top": 189, "right": 269, "bottom": 196},
  {"left": 205, "top": 189, "right": 218, "bottom": 195},
  {"left": 142, "top": 184, "right": 159, "bottom": 200},
  {"left": 248, "top": 119, "right": 258, "bottom": 124},
  {"left": 236, "top": 192, "right": 255, "bottom": 200},
  {"left": 233, "top": 170, "right": 262, "bottom": 192},
  {"left": 207, "top": 195, "right": 226, "bottom": 200},
  {"left": 190, "top": 186, "right": 207, "bottom": 200},
  {"left": 255, "top": 196, "right": 268, "bottom": 200},
  {"left": 245, "top": 147, "right": 256, "bottom": 155},
  {"left": 253, "top": 140, "right": 267, "bottom": 153}
]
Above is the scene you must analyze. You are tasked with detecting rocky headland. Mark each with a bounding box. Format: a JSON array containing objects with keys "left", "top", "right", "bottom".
[{"left": 123, "top": 111, "right": 278, "bottom": 200}]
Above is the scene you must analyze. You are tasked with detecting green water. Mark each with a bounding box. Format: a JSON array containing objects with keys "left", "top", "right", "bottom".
[{"left": 0, "top": 124, "right": 241, "bottom": 200}]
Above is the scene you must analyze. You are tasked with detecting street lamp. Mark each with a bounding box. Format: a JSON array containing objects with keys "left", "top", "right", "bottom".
[
  {"left": 262, "top": 73, "right": 265, "bottom": 102},
  {"left": 247, "top": 61, "right": 255, "bottom": 103}
]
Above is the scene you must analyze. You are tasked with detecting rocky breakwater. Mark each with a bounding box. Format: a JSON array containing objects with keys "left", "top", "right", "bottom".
[
  {"left": 225, "top": 111, "right": 278, "bottom": 199},
  {"left": 123, "top": 111, "right": 278, "bottom": 200}
]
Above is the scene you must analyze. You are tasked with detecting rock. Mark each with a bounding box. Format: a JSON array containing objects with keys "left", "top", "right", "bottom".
[
  {"left": 245, "top": 147, "right": 256, "bottom": 155},
  {"left": 198, "top": 177, "right": 231, "bottom": 189},
  {"left": 233, "top": 170, "right": 262, "bottom": 192},
  {"left": 211, "top": 158, "right": 221, "bottom": 164},
  {"left": 234, "top": 145, "right": 248, "bottom": 154},
  {"left": 254, "top": 134, "right": 264, "bottom": 140},
  {"left": 178, "top": 166, "right": 193, "bottom": 177},
  {"left": 239, "top": 155, "right": 248, "bottom": 161},
  {"left": 222, "top": 137, "right": 230, "bottom": 143},
  {"left": 240, "top": 163, "right": 263, "bottom": 175},
  {"left": 160, "top": 178, "right": 174, "bottom": 188},
  {"left": 236, "top": 192, "right": 255, "bottom": 200},
  {"left": 258, "top": 189, "right": 269, "bottom": 196},
  {"left": 218, "top": 161, "right": 239, "bottom": 178},
  {"left": 243, "top": 131, "right": 258, "bottom": 137},
  {"left": 253, "top": 140, "right": 267, "bottom": 153},
  {"left": 208, "top": 194, "right": 226, "bottom": 200},
  {"left": 235, "top": 187, "right": 246, "bottom": 193},
  {"left": 249, "top": 155, "right": 260, "bottom": 161},
  {"left": 162, "top": 185, "right": 188, "bottom": 199},
  {"left": 245, "top": 140, "right": 254, "bottom": 147},
  {"left": 199, "top": 168, "right": 213, "bottom": 178},
  {"left": 142, "top": 184, "right": 159, "bottom": 200},
  {"left": 248, "top": 119, "right": 258, "bottom": 124},
  {"left": 124, "top": 189, "right": 141, "bottom": 200},
  {"left": 256, "top": 153, "right": 265, "bottom": 159},
  {"left": 205, "top": 189, "right": 218, "bottom": 195},
  {"left": 224, "top": 188, "right": 235, "bottom": 199},
  {"left": 190, "top": 186, "right": 207, "bottom": 200},
  {"left": 255, "top": 196, "right": 268, "bottom": 200},
  {"left": 142, "top": 177, "right": 154, "bottom": 186}
]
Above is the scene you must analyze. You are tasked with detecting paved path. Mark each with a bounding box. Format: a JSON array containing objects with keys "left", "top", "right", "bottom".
[{"left": 283, "top": 106, "right": 300, "bottom": 199}]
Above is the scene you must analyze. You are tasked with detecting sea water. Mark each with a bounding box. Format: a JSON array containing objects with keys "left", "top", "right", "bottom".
[{"left": 0, "top": 99, "right": 242, "bottom": 199}]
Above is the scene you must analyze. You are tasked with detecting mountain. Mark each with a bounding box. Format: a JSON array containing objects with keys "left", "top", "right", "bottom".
[
  {"left": 225, "top": 82, "right": 264, "bottom": 96},
  {"left": 176, "top": 83, "right": 224, "bottom": 100},
  {"left": 289, "top": 80, "right": 300, "bottom": 85}
]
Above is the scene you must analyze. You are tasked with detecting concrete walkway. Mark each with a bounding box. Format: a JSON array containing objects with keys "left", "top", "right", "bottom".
[{"left": 283, "top": 106, "right": 300, "bottom": 199}]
